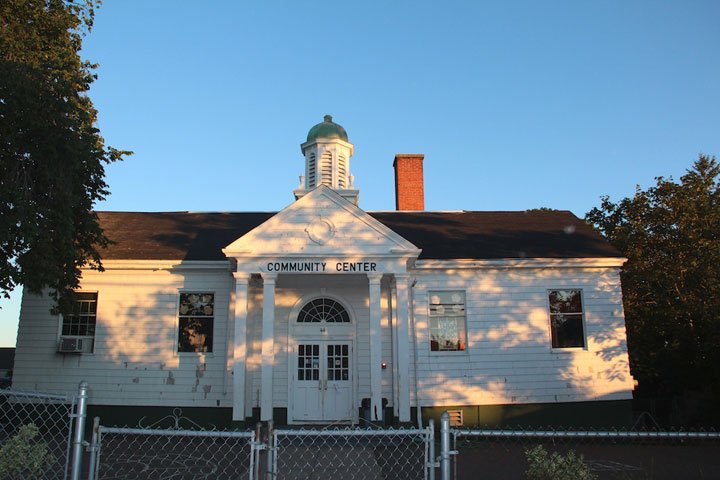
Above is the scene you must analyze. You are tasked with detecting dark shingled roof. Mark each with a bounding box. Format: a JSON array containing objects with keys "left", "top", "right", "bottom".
[{"left": 95, "top": 210, "right": 621, "bottom": 261}]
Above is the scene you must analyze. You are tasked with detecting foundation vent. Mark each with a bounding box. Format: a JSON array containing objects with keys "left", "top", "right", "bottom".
[{"left": 447, "top": 410, "right": 464, "bottom": 426}]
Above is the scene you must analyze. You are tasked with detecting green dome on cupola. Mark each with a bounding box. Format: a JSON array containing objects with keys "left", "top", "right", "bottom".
[{"left": 306, "top": 115, "right": 348, "bottom": 142}]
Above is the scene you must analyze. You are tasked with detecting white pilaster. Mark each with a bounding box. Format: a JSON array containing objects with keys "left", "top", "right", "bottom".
[
  {"left": 260, "top": 272, "right": 277, "bottom": 421},
  {"left": 231, "top": 273, "right": 249, "bottom": 421},
  {"left": 394, "top": 274, "right": 411, "bottom": 422},
  {"left": 368, "top": 273, "right": 383, "bottom": 422}
]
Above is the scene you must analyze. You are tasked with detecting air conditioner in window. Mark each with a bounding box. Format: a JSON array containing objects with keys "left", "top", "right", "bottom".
[{"left": 58, "top": 336, "right": 93, "bottom": 354}]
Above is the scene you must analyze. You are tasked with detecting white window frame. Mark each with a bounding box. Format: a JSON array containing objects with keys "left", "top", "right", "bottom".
[
  {"left": 547, "top": 288, "right": 587, "bottom": 350},
  {"left": 177, "top": 291, "right": 215, "bottom": 354},
  {"left": 428, "top": 290, "right": 468, "bottom": 354},
  {"left": 58, "top": 291, "right": 98, "bottom": 354}
]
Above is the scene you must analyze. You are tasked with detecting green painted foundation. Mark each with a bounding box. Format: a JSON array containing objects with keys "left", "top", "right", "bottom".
[
  {"left": 87, "top": 405, "right": 239, "bottom": 430},
  {"left": 87, "top": 405, "right": 282, "bottom": 430},
  {"left": 421, "top": 400, "right": 633, "bottom": 428},
  {"left": 87, "top": 400, "right": 632, "bottom": 430}
]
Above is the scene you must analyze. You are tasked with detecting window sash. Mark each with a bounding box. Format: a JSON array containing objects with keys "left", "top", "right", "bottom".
[
  {"left": 429, "top": 291, "right": 467, "bottom": 352},
  {"left": 178, "top": 293, "right": 214, "bottom": 353},
  {"left": 548, "top": 290, "right": 585, "bottom": 348},
  {"left": 430, "top": 317, "right": 467, "bottom": 351},
  {"left": 62, "top": 292, "right": 97, "bottom": 337}
]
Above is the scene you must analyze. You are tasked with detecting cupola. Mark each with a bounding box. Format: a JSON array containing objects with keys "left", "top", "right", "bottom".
[{"left": 294, "top": 115, "right": 359, "bottom": 205}]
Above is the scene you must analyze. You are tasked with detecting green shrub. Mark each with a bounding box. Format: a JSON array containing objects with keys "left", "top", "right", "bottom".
[
  {"left": 525, "top": 444, "right": 597, "bottom": 480},
  {"left": 0, "top": 424, "right": 56, "bottom": 479}
]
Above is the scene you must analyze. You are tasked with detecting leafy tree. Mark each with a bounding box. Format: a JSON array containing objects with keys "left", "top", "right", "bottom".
[
  {"left": 0, "top": 0, "right": 129, "bottom": 313},
  {"left": 524, "top": 445, "right": 596, "bottom": 480},
  {"left": 0, "top": 423, "right": 56, "bottom": 479},
  {"left": 586, "top": 155, "right": 720, "bottom": 413}
]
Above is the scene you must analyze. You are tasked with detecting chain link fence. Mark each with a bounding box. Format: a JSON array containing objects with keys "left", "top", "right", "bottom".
[
  {"left": 271, "top": 426, "right": 433, "bottom": 480},
  {"left": 5, "top": 385, "right": 720, "bottom": 480},
  {"left": 0, "top": 388, "right": 77, "bottom": 480},
  {"left": 452, "top": 426, "right": 720, "bottom": 480},
  {"left": 89, "top": 426, "right": 256, "bottom": 480}
]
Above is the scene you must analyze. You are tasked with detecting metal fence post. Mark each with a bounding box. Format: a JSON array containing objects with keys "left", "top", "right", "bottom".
[
  {"left": 266, "top": 419, "right": 274, "bottom": 480},
  {"left": 272, "top": 426, "right": 278, "bottom": 479},
  {"left": 428, "top": 418, "right": 436, "bottom": 480},
  {"left": 254, "top": 422, "right": 262, "bottom": 480},
  {"left": 440, "top": 411, "right": 451, "bottom": 480},
  {"left": 70, "top": 381, "right": 89, "bottom": 480},
  {"left": 86, "top": 417, "right": 100, "bottom": 480},
  {"left": 453, "top": 430, "right": 457, "bottom": 480}
]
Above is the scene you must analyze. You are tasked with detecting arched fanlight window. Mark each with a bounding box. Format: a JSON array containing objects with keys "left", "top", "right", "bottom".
[{"left": 297, "top": 298, "right": 350, "bottom": 323}]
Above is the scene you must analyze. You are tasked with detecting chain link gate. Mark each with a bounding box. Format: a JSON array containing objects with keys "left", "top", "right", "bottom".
[
  {"left": 86, "top": 422, "right": 437, "bottom": 480},
  {"left": 87, "top": 424, "right": 258, "bottom": 479},
  {"left": 269, "top": 425, "right": 434, "bottom": 480}
]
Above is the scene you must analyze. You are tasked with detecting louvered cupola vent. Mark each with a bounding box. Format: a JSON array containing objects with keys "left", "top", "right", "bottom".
[
  {"left": 307, "top": 152, "right": 316, "bottom": 188},
  {"left": 338, "top": 154, "right": 347, "bottom": 188},
  {"left": 320, "top": 151, "right": 332, "bottom": 186}
]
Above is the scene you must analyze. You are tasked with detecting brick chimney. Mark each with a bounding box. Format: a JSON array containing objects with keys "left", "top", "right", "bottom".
[{"left": 393, "top": 154, "right": 425, "bottom": 211}]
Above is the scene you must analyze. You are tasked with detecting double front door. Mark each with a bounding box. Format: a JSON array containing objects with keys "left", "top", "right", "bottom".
[{"left": 292, "top": 341, "right": 353, "bottom": 422}]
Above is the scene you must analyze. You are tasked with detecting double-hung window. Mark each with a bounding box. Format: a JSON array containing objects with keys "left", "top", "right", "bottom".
[
  {"left": 429, "top": 291, "right": 467, "bottom": 352},
  {"left": 548, "top": 289, "right": 585, "bottom": 348},
  {"left": 178, "top": 293, "right": 214, "bottom": 353},
  {"left": 59, "top": 292, "right": 97, "bottom": 353}
]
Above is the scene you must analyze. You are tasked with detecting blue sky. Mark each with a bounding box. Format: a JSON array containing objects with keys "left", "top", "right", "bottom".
[{"left": 2, "top": 1, "right": 719, "bottom": 346}]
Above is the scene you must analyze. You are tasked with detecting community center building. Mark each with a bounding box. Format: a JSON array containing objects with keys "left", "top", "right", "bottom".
[{"left": 13, "top": 116, "right": 635, "bottom": 427}]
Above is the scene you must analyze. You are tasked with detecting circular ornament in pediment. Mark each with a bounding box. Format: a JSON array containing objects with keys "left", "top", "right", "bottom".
[{"left": 306, "top": 217, "right": 336, "bottom": 245}]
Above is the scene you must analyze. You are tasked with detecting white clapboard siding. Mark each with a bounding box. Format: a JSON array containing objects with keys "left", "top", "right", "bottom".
[
  {"left": 410, "top": 266, "right": 634, "bottom": 407},
  {"left": 13, "top": 267, "right": 234, "bottom": 407},
  {"left": 14, "top": 256, "right": 633, "bottom": 415}
]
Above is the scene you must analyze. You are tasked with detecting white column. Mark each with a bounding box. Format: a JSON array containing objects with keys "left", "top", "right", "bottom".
[
  {"left": 367, "top": 273, "right": 383, "bottom": 422},
  {"left": 394, "top": 274, "right": 411, "bottom": 422},
  {"left": 390, "top": 284, "right": 399, "bottom": 418},
  {"left": 260, "top": 272, "right": 277, "bottom": 421},
  {"left": 231, "top": 273, "right": 249, "bottom": 421}
]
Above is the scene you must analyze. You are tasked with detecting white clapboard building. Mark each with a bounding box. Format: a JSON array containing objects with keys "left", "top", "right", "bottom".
[{"left": 13, "top": 116, "right": 635, "bottom": 427}]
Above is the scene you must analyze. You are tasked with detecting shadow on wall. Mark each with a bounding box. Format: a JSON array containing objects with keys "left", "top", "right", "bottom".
[
  {"left": 413, "top": 267, "right": 634, "bottom": 428},
  {"left": 15, "top": 204, "right": 634, "bottom": 429}
]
